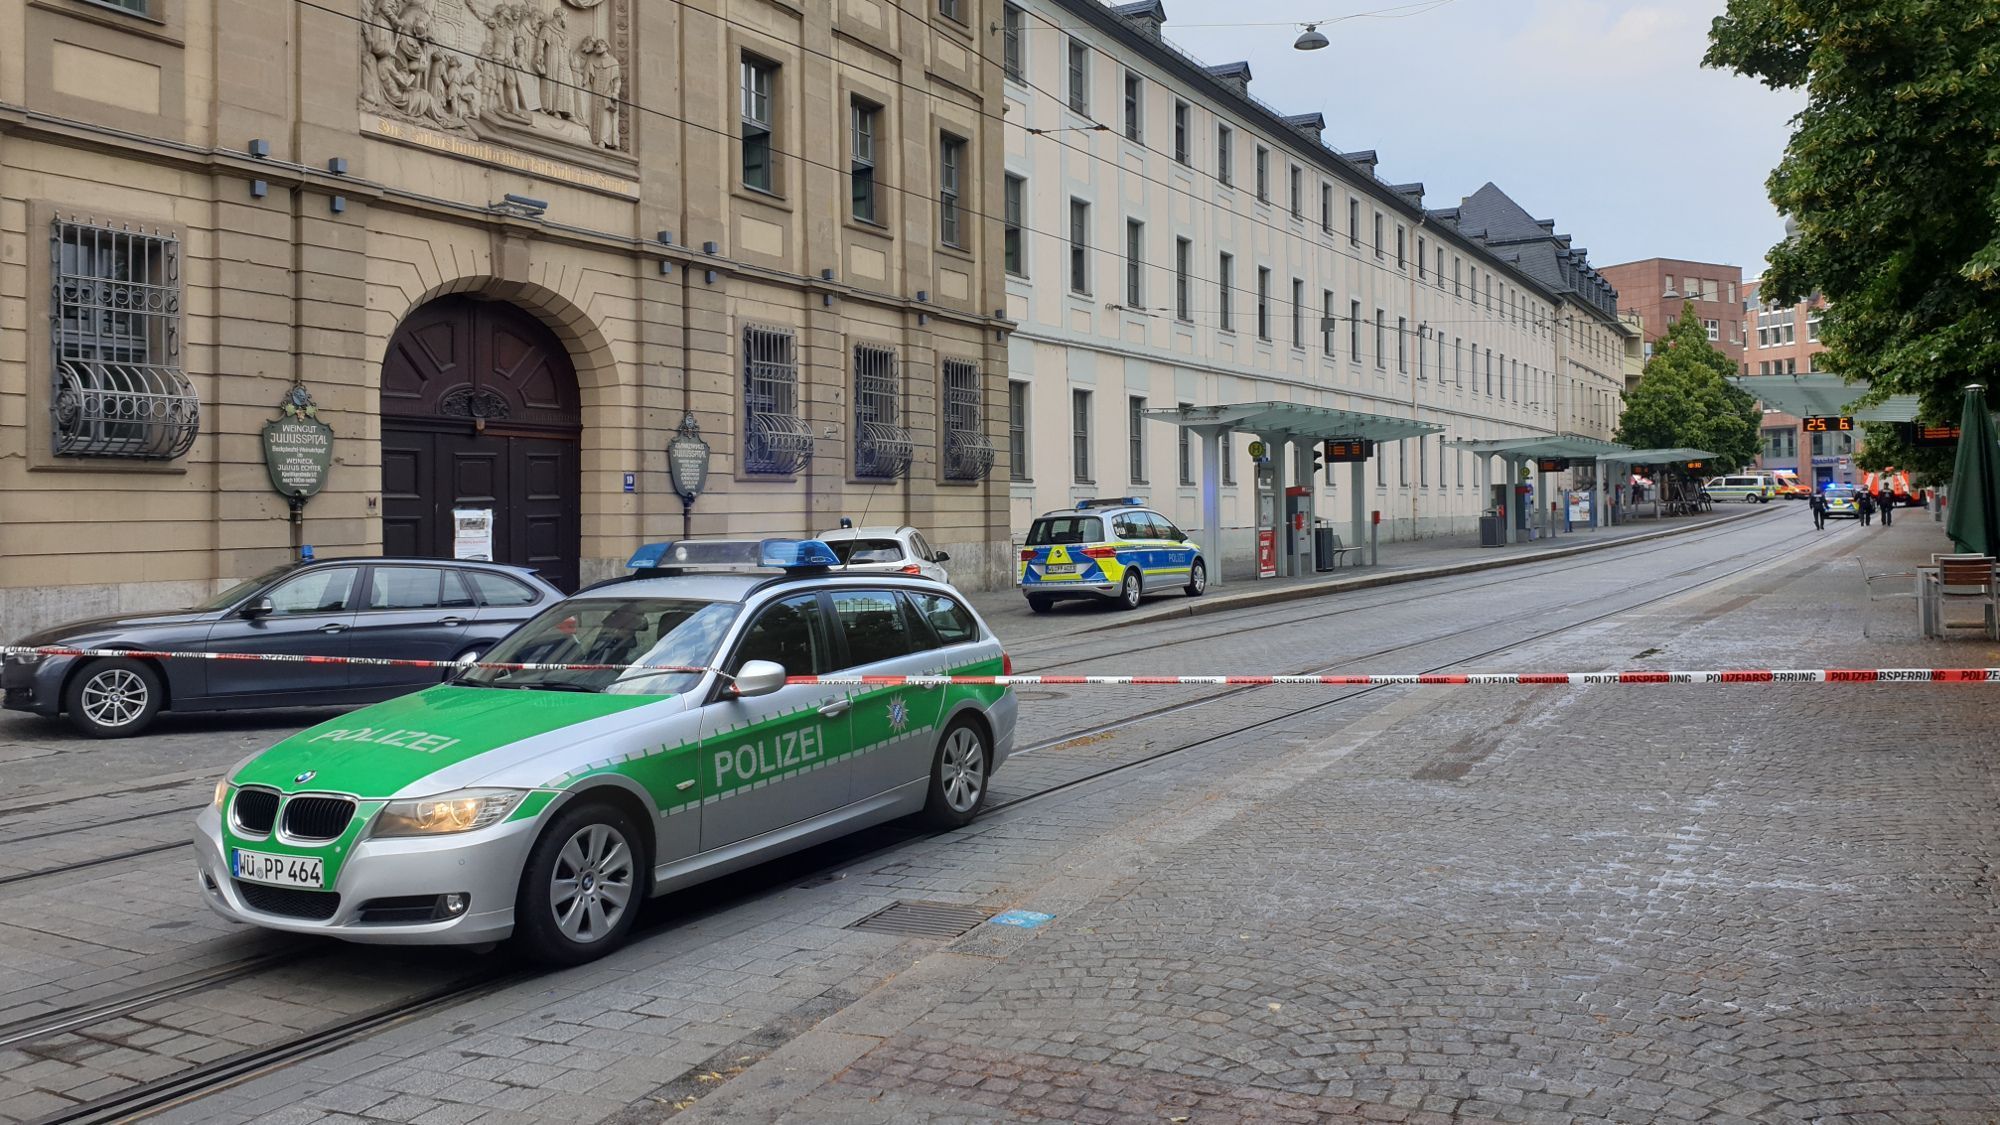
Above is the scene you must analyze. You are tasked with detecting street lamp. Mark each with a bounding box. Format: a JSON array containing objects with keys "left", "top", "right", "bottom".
[{"left": 1293, "top": 22, "right": 1329, "bottom": 50}]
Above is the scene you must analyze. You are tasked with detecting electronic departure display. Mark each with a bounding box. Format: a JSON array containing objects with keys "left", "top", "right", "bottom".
[
  {"left": 1536, "top": 457, "right": 1570, "bottom": 472},
  {"left": 1802, "top": 415, "right": 1854, "bottom": 432},
  {"left": 1911, "top": 425, "right": 1962, "bottom": 447},
  {"left": 1322, "top": 439, "right": 1373, "bottom": 462}
]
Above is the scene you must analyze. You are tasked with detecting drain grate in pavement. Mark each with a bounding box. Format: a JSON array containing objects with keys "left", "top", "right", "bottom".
[{"left": 846, "top": 901, "right": 993, "bottom": 938}]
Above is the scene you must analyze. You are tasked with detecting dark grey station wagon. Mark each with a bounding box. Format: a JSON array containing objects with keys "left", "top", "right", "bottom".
[{"left": 3, "top": 558, "right": 560, "bottom": 737}]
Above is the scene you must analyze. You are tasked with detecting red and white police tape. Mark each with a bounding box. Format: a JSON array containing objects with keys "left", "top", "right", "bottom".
[{"left": 4, "top": 645, "right": 1997, "bottom": 686}]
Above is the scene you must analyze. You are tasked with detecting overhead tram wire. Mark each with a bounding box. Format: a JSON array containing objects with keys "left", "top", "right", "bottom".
[{"left": 294, "top": 0, "right": 1561, "bottom": 337}]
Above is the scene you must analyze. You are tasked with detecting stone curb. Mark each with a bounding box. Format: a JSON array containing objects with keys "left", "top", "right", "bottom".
[{"left": 1016, "top": 505, "right": 1782, "bottom": 642}]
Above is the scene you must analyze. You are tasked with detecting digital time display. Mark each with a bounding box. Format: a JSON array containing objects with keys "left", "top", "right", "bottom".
[
  {"left": 1322, "top": 439, "right": 1373, "bottom": 463},
  {"left": 1803, "top": 415, "right": 1853, "bottom": 432}
]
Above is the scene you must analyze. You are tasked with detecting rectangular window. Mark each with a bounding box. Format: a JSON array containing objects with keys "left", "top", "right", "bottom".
[
  {"left": 1128, "top": 395, "right": 1147, "bottom": 483},
  {"left": 1173, "top": 100, "right": 1190, "bottom": 163},
  {"left": 1453, "top": 256, "right": 1462, "bottom": 297},
  {"left": 1348, "top": 197, "right": 1360, "bottom": 246},
  {"left": 1067, "top": 39, "right": 1090, "bottom": 113},
  {"left": 1069, "top": 198, "right": 1090, "bottom": 294},
  {"left": 1071, "top": 389, "right": 1092, "bottom": 482},
  {"left": 1453, "top": 337, "right": 1462, "bottom": 387},
  {"left": 850, "top": 100, "right": 879, "bottom": 223},
  {"left": 1320, "top": 183, "right": 1333, "bottom": 232},
  {"left": 938, "top": 133, "right": 965, "bottom": 247},
  {"left": 1417, "top": 236, "right": 1427, "bottom": 279},
  {"left": 1216, "top": 126, "right": 1233, "bottom": 186},
  {"left": 1002, "top": 3, "right": 1025, "bottom": 81},
  {"left": 1396, "top": 316, "right": 1408, "bottom": 373},
  {"left": 1123, "top": 71, "right": 1142, "bottom": 141},
  {"left": 939, "top": 0, "right": 964, "bottom": 21},
  {"left": 50, "top": 216, "right": 193, "bottom": 460},
  {"left": 1485, "top": 348, "right": 1493, "bottom": 396},
  {"left": 1174, "top": 237, "right": 1192, "bottom": 321},
  {"left": 740, "top": 57, "right": 775, "bottom": 192},
  {"left": 1291, "top": 278, "right": 1304, "bottom": 348},
  {"left": 1436, "top": 247, "right": 1445, "bottom": 288},
  {"left": 1223, "top": 432, "right": 1235, "bottom": 485},
  {"left": 1398, "top": 441, "right": 1408, "bottom": 487},
  {"left": 1373, "top": 212, "right": 1384, "bottom": 257},
  {"left": 1498, "top": 353, "right": 1507, "bottom": 399},
  {"left": 1374, "top": 309, "right": 1386, "bottom": 369},
  {"left": 1256, "top": 267, "right": 1272, "bottom": 340},
  {"left": 1003, "top": 174, "right": 1025, "bottom": 276},
  {"left": 1125, "top": 219, "right": 1144, "bottom": 307},
  {"left": 1704, "top": 318, "right": 1720, "bottom": 341},
  {"left": 942, "top": 358, "right": 991, "bottom": 481},
  {"left": 1288, "top": 165, "right": 1301, "bottom": 218},
  {"left": 1177, "top": 400, "right": 1194, "bottom": 484},
  {"left": 1322, "top": 290, "right": 1336, "bottom": 357},
  {"left": 1255, "top": 146, "right": 1269, "bottom": 202},
  {"left": 1218, "top": 253, "right": 1234, "bottom": 332},
  {"left": 1484, "top": 275, "right": 1493, "bottom": 311},
  {"left": 743, "top": 324, "right": 806, "bottom": 474},
  {"left": 1396, "top": 226, "right": 1406, "bottom": 269},
  {"left": 853, "top": 343, "right": 906, "bottom": 478},
  {"left": 1008, "top": 381, "right": 1029, "bottom": 480},
  {"left": 1349, "top": 298, "right": 1361, "bottom": 360}
]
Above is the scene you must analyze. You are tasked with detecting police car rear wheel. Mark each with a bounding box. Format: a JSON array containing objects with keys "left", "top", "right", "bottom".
[
  {"left": 1184, "top": 560, "right": 1207, "bottom": 597},
  {"left": 65, "top": 659, "right": 163, "bottom": 739},
  {"left": 1116, "top": 571, "right": 1142, "bottom": 610},
  {"left": 920, "top": 720, "right": 989, "bottom": 829},
  {"left": 513, "top": 802, "right": 643, "bottom": 965},
  {"left": 1027, "top": 595, "right": 1055, "bottom": 614}
]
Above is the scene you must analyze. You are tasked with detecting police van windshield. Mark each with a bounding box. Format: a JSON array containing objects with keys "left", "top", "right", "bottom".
[
  {"left": 461, "top": 598, "right": 740, "bottom": 695},
  {"left": 1026, "top": 516, "right": 1103, "bottom": 546}
]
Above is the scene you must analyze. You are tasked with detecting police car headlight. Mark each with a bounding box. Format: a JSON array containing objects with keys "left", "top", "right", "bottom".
[{"left": 371, "top": 789, "right": 526, "bottom": 837}]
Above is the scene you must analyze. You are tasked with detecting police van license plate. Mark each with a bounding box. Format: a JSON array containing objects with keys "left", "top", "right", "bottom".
[
  {"left": 232, "top": 848, "right": 323, "bottom": 889},
  {"left": 1042, "top": 563, "right": 1077, "bottom": 574}
]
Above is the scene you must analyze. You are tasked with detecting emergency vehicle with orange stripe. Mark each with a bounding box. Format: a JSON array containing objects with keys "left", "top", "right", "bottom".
[{"left": 1016, "top": 499, "right": 1208, "bottom": 613}]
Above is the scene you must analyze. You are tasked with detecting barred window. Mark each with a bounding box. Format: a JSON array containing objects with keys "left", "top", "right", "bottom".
[
  {"left": 51, "top": 215, "right": 197, "bottom": 460},
  {"left": 743, "top": 324, "right": 811, "bottom": 474},
  {"left": 942, "top": 357, "right": 993, "bottom": 481},
  {"left": 854, "top": 343, "right": 913, "bottom": 478}
]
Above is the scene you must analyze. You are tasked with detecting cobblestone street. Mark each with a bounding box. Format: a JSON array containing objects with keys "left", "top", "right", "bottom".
[{"left": 3, "top": 510, "right": 1995, "bottom": 1124}]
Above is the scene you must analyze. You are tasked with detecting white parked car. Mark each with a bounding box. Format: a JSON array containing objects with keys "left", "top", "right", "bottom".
[{"left": 816, "top": 525, "right": 951, "bottom": 584}]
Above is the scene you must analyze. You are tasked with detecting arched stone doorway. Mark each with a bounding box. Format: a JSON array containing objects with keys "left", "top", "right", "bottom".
[{"left": 380, "top": 295, "right": 583, "bottom": 592}]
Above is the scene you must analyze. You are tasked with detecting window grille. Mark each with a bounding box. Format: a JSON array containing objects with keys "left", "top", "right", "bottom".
[
  {"left": 743, "top": 324, "right": 811, "bottom": 474},
  {"left": 942, "top": 358, "right": 992, "bottom": 481},
  {"left": 854, "top": 343, "right": 912, "bottom": 478},
  {"left": 50, "top": 215, "right": 197, "bottom": 460}
]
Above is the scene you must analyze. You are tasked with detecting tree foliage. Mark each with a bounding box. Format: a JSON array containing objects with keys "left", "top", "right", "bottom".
[
  {"left": 1706, "top": 0, "right": 2000, "bottom": 424},
  {"left": 1616, "top": 306, "right": 1764, "bottom": 472}
]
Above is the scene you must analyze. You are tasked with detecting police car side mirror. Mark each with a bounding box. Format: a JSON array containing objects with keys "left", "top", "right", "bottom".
[
  {"left": 731, "top": 660, "right": 787, "bottom": 699},
  {"left": 243, "top": 597, "right": 274, "bottom": 619}
]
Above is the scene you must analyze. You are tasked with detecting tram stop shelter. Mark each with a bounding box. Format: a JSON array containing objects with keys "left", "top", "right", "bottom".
[
  {"left": 1728, "top": 374, "right": 1921, "bottom": 425},
  {"left": 1142, "top": 402, "right": 1443, "bottom": 588},
  {"left": 1445, "top": 434, "right": 1632, "bottom": 544},
  {"left": 1596, "top": 447, "right": 1717, "bottom": 524}
]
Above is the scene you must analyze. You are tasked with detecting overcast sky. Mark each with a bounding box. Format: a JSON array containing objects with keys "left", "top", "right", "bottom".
[{"left": 1138, "top": 0, "right": 1806, "bottom": 279}]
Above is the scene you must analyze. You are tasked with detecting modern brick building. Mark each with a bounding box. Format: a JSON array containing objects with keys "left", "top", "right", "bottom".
[
  {"left": 1598, "top": 257, "right": 1747, "bottom": 369},
  {"left": 1740, "top": 278, "right": 1853, "bottom": 487}
]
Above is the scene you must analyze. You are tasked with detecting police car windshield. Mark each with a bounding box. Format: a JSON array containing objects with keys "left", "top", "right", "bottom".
[
  {"left": 1026, "top": 516, "right": 1103, "bottom": 546},
  {"left": 462, "top": 598, "right": 740, "bottom": 695}
]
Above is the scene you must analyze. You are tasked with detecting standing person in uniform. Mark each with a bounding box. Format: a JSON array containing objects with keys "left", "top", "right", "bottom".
[
  {"left": 1809, "top": 490, "right": 1826, "bottom": 531},
  {"left": 1879, "top": 488, "right": 1894, "bottom": 526},
  {"left": 1858, "top": 489, "right": 1875, "bottom": 526}
]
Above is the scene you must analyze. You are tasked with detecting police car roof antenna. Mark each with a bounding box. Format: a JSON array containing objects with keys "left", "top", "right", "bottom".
[{"left": 842, "top": 470, "right": 885, "bottom": 574}]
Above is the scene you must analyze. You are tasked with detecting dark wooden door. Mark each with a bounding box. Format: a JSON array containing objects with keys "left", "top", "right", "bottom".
[{"left": 380, "top": 297, "right": 582, "bottom": 592}]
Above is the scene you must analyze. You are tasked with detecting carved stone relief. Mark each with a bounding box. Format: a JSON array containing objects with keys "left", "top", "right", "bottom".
[{"left": 361, "top": 0, "right": 629, "bottom": 153}]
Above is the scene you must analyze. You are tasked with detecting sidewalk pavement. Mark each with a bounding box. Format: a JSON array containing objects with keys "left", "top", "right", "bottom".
[{"left": 972, "top": 502, "right": 1792, "bottom": 646}]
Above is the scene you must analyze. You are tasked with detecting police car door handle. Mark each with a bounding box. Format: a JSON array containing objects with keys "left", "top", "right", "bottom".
[
  {"left": 318, "top": 623, "right": 346, "bottom": 634},
  {"left": 436, "top": 616, "right": 465, "bottom": 627},
  {"left": 818, "top": 699, "right": 851, "bottom": 718}
]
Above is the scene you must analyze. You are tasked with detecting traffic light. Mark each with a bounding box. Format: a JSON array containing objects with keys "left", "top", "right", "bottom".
[{"left": 1310, "top": 444, "right": 1325, "bottom": 475}]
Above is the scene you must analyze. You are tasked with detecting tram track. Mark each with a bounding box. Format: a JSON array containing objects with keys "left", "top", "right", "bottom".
[{"left": 9, "top": 512, "right": 1825, "bottom": 1124}]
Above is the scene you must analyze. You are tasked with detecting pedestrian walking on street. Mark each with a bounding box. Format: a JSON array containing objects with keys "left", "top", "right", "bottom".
[
  {"left": 1809, "top": 492, "right": 1826, "bottom": 530},
  {"left": 1859, "top": 490, "right": 1876, "bottom": 526},
  {"left": 1880, "top": 493, "right": 1894, "bottom": 526}
]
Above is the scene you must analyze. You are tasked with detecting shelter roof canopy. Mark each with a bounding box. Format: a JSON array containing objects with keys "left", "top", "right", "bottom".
[{"left": 1141, "top": 401, "right": 1443, "bottom": 443}]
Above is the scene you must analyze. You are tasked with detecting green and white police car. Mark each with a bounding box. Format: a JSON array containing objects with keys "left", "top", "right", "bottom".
[{"left": 193, "top": 539, "right": 1016, "bottom": 964}]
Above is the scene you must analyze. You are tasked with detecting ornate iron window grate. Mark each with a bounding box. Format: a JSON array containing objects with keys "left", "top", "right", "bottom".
[
  {"left": 744, "top": 324, "right": 811, "bottom": 474},
  {"left": 941, "top": 357, "right": 992, "bottom": 481},
  {"left": 50, "top": 215, "right": 197, "bottom": 460},
  {"left": 854, "top": 343, "right": 912, "bottom": 479}
]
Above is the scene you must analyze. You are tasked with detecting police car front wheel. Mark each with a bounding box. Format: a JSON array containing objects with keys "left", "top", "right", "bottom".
[
  {"left": 1184, "top": 560, "right": 1207, "bottom": 597},
  {"left": 921, "top": 720, "right": 990, "bottom": 829},
  {"left": 1116, "top": 571, "right": 1143, "bottom": 610},
  {"left": 513, "top": 801, "right": 645, "bottom": 965}
]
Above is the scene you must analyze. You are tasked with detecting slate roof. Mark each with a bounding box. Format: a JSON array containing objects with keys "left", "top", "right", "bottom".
[{"left": 1452, "top": 183, "right": 1620, "bottom": 319}]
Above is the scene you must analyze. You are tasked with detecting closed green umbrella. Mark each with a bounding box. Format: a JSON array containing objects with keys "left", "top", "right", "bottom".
[{"left": 1944, "top": 383, "right": 2000, "bottom": 556}]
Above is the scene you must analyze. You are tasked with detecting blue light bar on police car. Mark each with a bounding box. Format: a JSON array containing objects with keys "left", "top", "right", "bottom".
[{"left": 626, "top": 538, "right": 840, "bottom": 571}]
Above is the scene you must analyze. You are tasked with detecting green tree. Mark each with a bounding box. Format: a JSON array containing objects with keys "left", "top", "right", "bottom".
[
  {"left": 1617, "top": 306, "right": 1763, "bottom": 472},
  {"left": 1705, "top": 1, "right": 2000, "bottom": 423}
]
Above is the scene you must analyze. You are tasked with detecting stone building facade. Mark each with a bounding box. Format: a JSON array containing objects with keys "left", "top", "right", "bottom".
[
  {"left": 998, "top": 0, "right": 1629, "bottom": 556},
  {"left": 0, "top": 0, "right": 1011, "bottom": 640}
]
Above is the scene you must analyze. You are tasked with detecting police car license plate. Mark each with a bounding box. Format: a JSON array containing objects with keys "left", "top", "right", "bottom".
[
  {"left": 232, "top": 848, "right": 323, "bottom": 889},
  {"left": 1042, "top": 564, "right": 1077, "bottom": 574}
]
